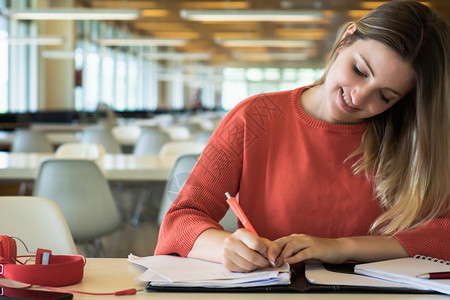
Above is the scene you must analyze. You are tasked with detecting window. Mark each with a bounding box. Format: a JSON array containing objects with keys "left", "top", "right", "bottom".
[
  {"left": 115, "top": 51, "right": 127, "bottom": 111},
  {"left": 127, "top": 54, "right": 138, "bottom": 110},
  {"left": 84, "top": 49, "right": 100, "bottom": 111},
  {"left": 100, "top": 51, "right": 115, "bottom": 107},
  {"left": 221, "top": 67, "right": 324, "bottom": 110}
]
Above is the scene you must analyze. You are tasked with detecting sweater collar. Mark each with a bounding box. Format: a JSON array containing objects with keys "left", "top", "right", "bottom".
[{"left": 292, "top": 86, "right": 367, "bottom": 134}]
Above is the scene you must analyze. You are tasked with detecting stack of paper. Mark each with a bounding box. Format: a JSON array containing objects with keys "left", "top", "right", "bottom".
[
  {"left": 128, "top": 254, "right": 290, "bottom": 288},
  {"left": 355, "top": 257, "right": 450, "bottom": 295}
]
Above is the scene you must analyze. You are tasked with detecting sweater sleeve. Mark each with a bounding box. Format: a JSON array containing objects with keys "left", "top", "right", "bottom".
[
  {"left": 154, "top": 109, "right": 245, "bottom": 257},
  {"left": 393, "top": 210, "right": 450, "bottom": 261}
]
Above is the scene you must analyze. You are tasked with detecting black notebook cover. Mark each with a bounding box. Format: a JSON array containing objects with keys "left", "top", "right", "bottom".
[{"left": 146, "top": 264, "right": 437, "bottom": 294}]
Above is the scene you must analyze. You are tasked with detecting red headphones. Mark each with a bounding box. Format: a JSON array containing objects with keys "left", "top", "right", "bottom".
[{"left": 0, "top": 235, "right": 85, "bottom": 287}]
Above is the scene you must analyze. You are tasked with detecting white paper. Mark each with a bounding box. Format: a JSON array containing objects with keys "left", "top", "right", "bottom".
[
  {"left": 355, "top": 257, "right": 450, "bottom": 295},
  {"left": 128, "top": 254, "right": 290, "bottom": 288}
]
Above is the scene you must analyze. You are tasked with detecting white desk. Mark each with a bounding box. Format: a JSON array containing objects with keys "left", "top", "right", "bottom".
[
  {"left": 2, "top": 258, "right": 446, "bottom": 299},
  {"left": 0, "top": 152, "right": 173, "bottom": 182},
  {"left": 0, "top": 130, "right": 137, "bottom": 148}
]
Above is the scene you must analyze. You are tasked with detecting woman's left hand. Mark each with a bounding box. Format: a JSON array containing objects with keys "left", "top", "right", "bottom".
[{"left": 268, "top": 234, "right": 348, "bottom": 266}]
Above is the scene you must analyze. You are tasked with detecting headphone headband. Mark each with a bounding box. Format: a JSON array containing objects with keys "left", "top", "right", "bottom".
[{"left": 0, "top": 235, "right": 85, "bottom": 286}]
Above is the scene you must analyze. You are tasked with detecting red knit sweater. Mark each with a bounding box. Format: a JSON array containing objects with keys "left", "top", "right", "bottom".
[{"left": 155, "top": 87, "right": 450, "bottom": 260}]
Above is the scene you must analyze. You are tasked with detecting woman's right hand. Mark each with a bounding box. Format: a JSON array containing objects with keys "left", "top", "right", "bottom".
[{"left": 222, "top": 228, "right": 275, "bottom": 272}]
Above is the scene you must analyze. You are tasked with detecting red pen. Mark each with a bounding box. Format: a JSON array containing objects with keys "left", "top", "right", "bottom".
[
  {"left": 416, "top": 271, "right": 450, "bottom": 279},
  {"left": 225, "top": 192, "right": 276, "bottom": 267},
  {"left": 225, "top": 192, "right": 258, "bottom": 236}
]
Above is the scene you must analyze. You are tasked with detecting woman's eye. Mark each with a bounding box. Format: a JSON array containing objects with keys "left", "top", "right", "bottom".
[
  {"left": 379, "top": 91, "right": 390, "bottom": 104},
  {"left": 353, "top": 65, "right": 367, "bottom": 78}
]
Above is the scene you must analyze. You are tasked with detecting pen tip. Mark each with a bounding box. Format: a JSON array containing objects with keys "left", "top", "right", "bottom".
[{"left": 225, "top": 192, "right": 231, "bottom": 198}]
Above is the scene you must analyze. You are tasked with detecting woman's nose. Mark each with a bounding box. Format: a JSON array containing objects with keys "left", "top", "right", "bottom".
[{"left": 351, "top": 85, "right": 372, "bottom": 106}]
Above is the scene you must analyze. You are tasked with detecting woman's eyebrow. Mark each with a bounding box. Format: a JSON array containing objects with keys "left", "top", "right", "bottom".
[
  {"left": 360, "top": 53, "right": 402, "bottom": 97},
  {"left": 360, "top": 54, "right": 375, "bottom": 77}
]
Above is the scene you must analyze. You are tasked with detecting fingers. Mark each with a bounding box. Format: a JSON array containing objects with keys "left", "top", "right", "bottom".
[
  {"left": 223, "top": 229, "right": 271, "bottom": 272},
  {"left": 265, "top": 240, "right": 284, "bottom": 267},
  {"left": 274, "top": 234, "right": 324, "bottom": 265},
  {"left": 273, "top": 234, "right": 345, "bottom": 265}
]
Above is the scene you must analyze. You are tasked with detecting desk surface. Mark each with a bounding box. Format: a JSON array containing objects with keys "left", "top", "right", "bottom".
[
  {"left": 0, "top": 152, "right": 173, "bottom": 182},
  {"left": 2, "top": 258, "right": 443, "bottom": 299}
]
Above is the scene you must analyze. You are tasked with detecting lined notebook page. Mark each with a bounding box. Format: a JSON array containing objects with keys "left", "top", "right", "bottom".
[{"left": 355, "top": 256, "right": 450, "bottom": 295}]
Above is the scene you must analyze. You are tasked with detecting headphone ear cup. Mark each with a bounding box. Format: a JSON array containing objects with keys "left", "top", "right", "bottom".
[{"left": 0, "top": 235, "right": 17, "bottom": 263}]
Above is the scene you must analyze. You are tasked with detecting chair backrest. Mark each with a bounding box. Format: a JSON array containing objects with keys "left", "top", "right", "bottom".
[
  {"left": 194, "top": 131, "right": 213, "bottom": 143},
  {"left": 0, "top": 196, "right": 77, "bottom": 255},
  {"left": 159, "top": 141, "right": 206, "bottom": 160},
  {"left": 157, "top": 154, "right": 200, "bottom": 226},
  {"left": 112, "top": 125, "right": 141, "bottom": 144},
  {"left": 55, "top": 142, "right": 106, "bottom": 160},
  {"left": 184, "top": 123, "right": 202, "bottom": 134},
  {"left": 11, "top": 129, "right": 53, "bottom": 153},
  {"left": 80, "top": 128, "right": 121, "bottom": 154},
  {"left": 160, "top": 125, "right": 191, "bottom": 140},
  {"left": 133, "top": 128, "right": 171, "bottom": 156},
  {"left": 32, "top": 159, "right": 121, "bottom": 242},
  {"left": 157, "top": 154, "right": 237, "bottom": 232}
]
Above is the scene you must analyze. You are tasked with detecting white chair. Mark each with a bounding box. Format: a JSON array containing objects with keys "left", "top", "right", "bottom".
[
  {"left": 55, "top": 142, "right": 106, "bottom": 160},
  {"left": 112, "top": 125, "right": 142, "bottom": 145},
  {"left": 157, "top": 153, "right": 237, "bottom": 232},
  {"left": 159, "top": 141, "right": 206, "bottom": 160},
  {"left": 184, "top": 123, "right": 202, "bottom": 134},
  {"left": 32, "top": 159, "right": 122, "bottom": 256},
  {"left": 160, "top": 125, "right": 191, "bottom": 140},
  {"left": 133, "top": 128, "right": 171, "bottom": 156},
  {"left": 194, "top": 131, "right": 213, "bottom": 143},
  {"left": 0, "top": 196, "right": 77, "bottom": 255},
  {"left": 11, "top": 129, "right": 53, "bottom": 153},
  {"left": 80, "top": 127, "right": 121, "bottom": 154},
  {"left": 129, "top": 126, "right": 171, "bottom": 225}
]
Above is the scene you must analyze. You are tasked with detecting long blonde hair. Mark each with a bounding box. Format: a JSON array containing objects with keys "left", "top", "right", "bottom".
[{"left": 317, "top": 0, "right": 450, "bottom": 234}]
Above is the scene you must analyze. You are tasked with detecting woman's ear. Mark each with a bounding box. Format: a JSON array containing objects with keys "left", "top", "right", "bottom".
[
  {"left": 337, "top": 23, "right": 357, "bottom": 51},
  {"left": 343, "top": 23, "right": 357, "bottom": 39}
]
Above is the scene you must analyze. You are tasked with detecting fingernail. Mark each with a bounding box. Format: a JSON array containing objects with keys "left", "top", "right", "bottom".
[{"left": 269, "top": 260, "right": 276, "bottom": 267}]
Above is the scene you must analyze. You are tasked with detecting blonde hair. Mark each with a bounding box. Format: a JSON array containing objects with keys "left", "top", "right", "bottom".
[{"left": 317, "top": 0, "right": 450, "bottom": 234}]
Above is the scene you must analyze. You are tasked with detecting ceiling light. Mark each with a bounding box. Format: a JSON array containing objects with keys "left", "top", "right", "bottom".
[
  {"left": 2, "top": 8, "right": 140, "bottom": 20},
  {"left": 145, "top": 53, "right": 212, "bottom": 60},
  {"left": 1, "top": 36, "right": 64, "bottom": 45},
  {"left": 98, "top": 38, "right": 189, "bottom": 47},
  {"left": 215, "top": 38, "right": 314, "bottom": 48},
  {"left": 180, "top": 9, "right": 323, "bottom": 22}
]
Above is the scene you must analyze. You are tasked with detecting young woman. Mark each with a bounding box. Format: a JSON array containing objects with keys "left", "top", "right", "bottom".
[{"left": 155, "top": 0, "right": 450, "bottom": 272}]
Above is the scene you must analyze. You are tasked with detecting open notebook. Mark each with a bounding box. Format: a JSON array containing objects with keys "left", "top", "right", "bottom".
[
  {"left": 354, "top": 255, "right": 450, "bottom": 295},
  {"left": 128, "top": 254, "right": 290, "bottom": 288},
  {"left": 128, "top": 254, "right": 440, "bottom": 294}
]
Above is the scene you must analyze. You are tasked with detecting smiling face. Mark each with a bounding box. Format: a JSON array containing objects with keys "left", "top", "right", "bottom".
[{"left": 310, "top": 26, "right": 416, "bottom": 125}]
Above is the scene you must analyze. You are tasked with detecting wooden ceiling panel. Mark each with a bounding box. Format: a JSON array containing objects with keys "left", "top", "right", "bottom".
[{"left": 77, "top": 0, "right": 450, "bottom": 67}]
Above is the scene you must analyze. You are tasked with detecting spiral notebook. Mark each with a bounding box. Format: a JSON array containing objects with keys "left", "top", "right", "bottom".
[{"left": 354, "top": 255, "right": 450, "bottom": 295}]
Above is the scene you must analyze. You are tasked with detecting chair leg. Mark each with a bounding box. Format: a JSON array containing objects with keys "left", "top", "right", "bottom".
[
  {"left": 110, "top": 182, "right": 129, "bottom": 221},
  {"left": 131, "top": 185, "right": 153, "bottom": 226},
  {"left": 78, "top": 239, "right": 107, "bottom": 257},
  {"left": 18, "top": 181, "right": 33, "bottom": 195}
]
